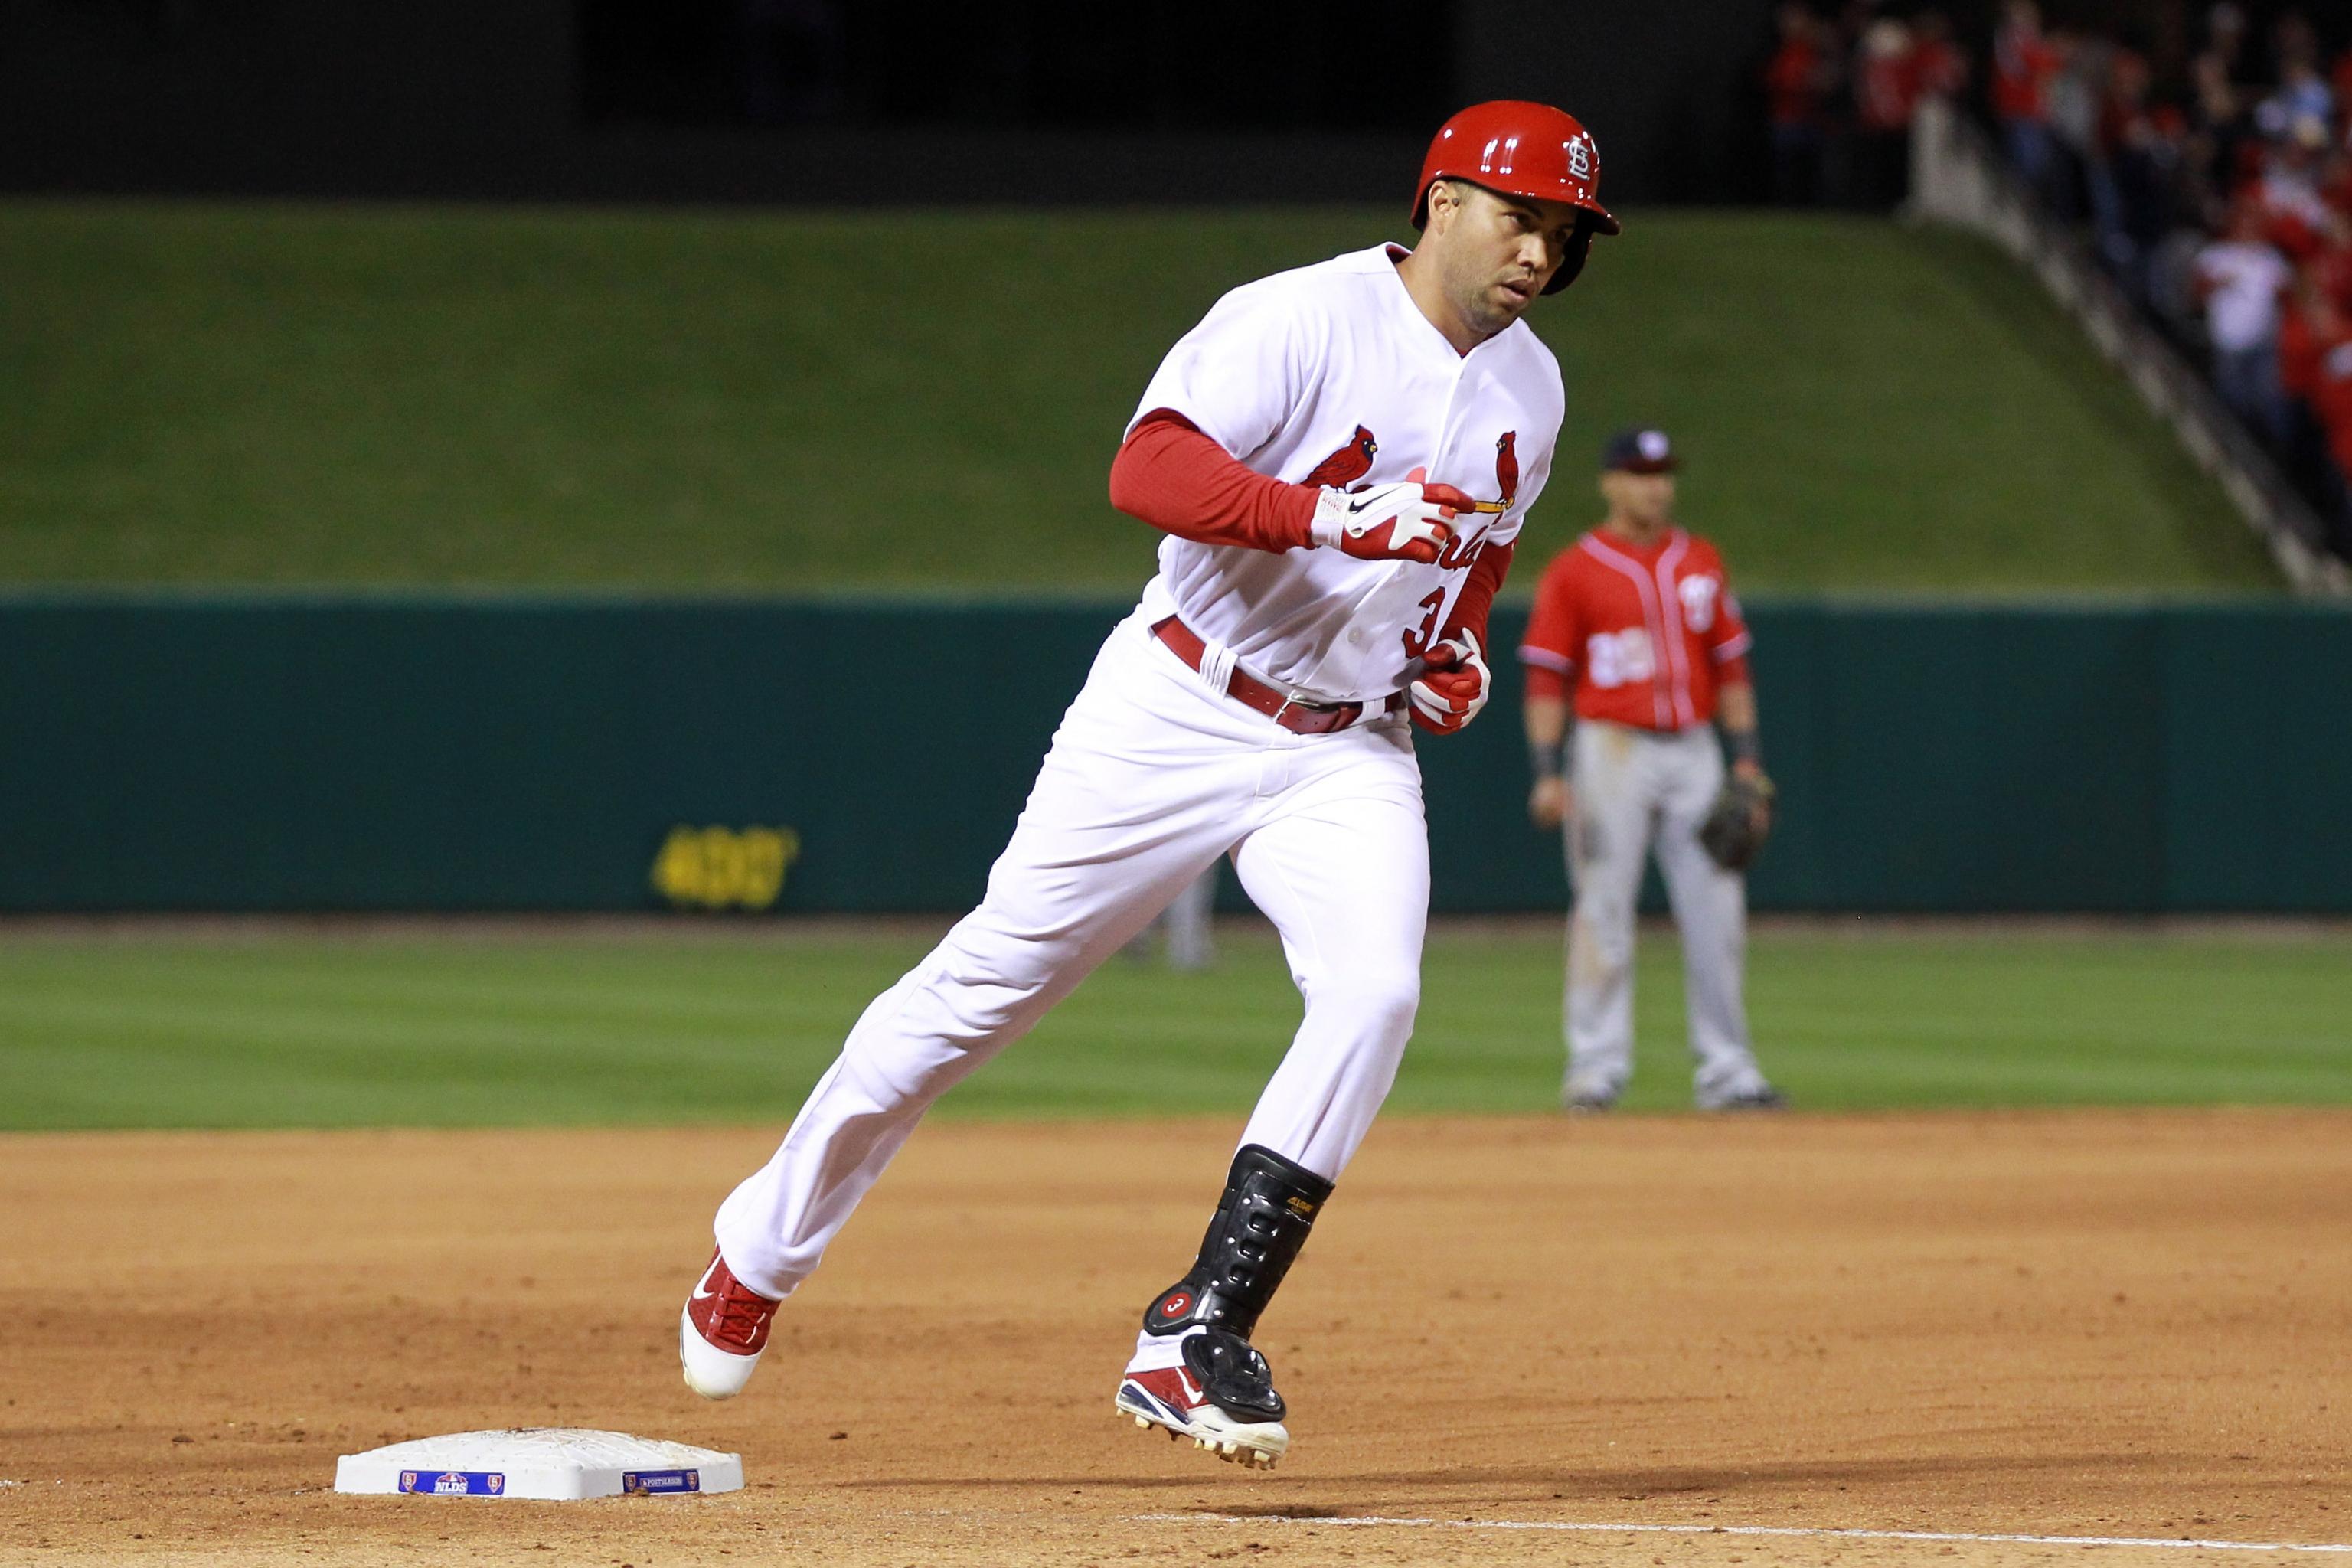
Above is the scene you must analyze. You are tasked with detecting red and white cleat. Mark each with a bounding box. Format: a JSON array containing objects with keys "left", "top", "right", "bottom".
[
  {"left": 1113, "top": 1326, "right": 1289, "bottom": 1469},
  {"left": 678, "top": 1246, "right": 779, "bottom": 1400}
]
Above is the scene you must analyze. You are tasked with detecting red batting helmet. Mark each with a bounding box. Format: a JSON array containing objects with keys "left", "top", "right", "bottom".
[{"left": 1411, "top": 100, "right": 1620, "bottom": 293}]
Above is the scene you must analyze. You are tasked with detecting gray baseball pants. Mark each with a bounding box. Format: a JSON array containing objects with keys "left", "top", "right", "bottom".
[{"left": 1563, "top": 720, "right": 1771, "bottom": 1106}]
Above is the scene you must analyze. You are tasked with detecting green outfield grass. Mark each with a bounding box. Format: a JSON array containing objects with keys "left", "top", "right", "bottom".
[
  {"left": 0, "top": 201, "right": 2274, "bottom": 594},
  {"left": 0, "top": 923, "right": 2341, "bottom": 1131}
]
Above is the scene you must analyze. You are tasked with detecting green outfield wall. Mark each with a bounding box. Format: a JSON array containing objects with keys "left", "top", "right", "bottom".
[{"left": 2, "top": 596, "right": 2346, "bottom": 915}]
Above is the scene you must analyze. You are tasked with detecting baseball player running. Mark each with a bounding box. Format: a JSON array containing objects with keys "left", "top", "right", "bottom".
[
  {"left": 679, "top": 100, "right": 1617, "bottom": 1469},
  {"left": 1517, "top": 429, "right": 1783, "bottom": 1112}
]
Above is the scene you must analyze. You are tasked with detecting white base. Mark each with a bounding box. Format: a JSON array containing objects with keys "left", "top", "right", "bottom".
[{"left": 333, "top": 1428, "right": 743, "bottom": 1501}]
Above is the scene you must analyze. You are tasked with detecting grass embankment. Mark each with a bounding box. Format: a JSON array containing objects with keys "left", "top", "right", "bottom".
[{"left": 0, "top": 201, "right": 2275, "bottom": 593}]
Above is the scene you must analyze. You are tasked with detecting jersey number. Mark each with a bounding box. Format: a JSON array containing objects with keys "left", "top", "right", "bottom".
[
  {"left": 1400, "top": 590, "right": 1447, "bottom": 661},
  {"left": 1585, "top": 628, "right": 1656, "bottom": 689}
]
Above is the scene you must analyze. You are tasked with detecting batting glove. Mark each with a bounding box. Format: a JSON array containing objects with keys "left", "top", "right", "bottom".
[
  {"left": 1309, "top": 466, "right": 1465, "bottom": 565},
  {"left": 1408, "top": 630, "right": 1491, "bottom": 735}
]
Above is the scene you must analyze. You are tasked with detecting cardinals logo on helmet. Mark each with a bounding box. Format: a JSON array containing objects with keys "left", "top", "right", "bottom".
[
  {"left": 1304, "top": 426, "right": 1378, "bottom": 489},
  {"left": 1566, "top": 132, "right": 1595, "bottom": 183},
  {"left": 1494, "top": 430, "right": 1519, "bottom": 508}
]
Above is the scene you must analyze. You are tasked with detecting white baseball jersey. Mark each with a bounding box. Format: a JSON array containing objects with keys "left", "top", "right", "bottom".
[
  {"left": 1129, "top": 243, "right": 1565, "bottom": 702},
  {"left": 709, "top": 237, "right": 1575, "bottom": 1322}
]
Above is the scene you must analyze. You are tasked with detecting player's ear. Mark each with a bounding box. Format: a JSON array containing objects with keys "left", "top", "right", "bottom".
[{"left": 1427, "top": 178, "right": 1461, "bottom": 233}]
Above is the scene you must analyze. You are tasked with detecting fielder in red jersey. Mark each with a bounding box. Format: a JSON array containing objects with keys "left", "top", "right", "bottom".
[
  {"left": 1517, "top": 428, "right": 1781, "bottom": 1112},
  {"left": 1520, "top": 519, "right": 1753, "bottom": 729}
]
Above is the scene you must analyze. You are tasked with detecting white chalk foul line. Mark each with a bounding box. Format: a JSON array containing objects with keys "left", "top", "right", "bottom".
[{"left": 1139, "top": 1513, "right": 2352, "bottom": 1555}]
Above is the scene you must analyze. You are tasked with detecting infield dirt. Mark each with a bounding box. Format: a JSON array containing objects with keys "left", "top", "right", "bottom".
[{"left": 2, "top": 1112, "right": 2347, "bottom": 1566}]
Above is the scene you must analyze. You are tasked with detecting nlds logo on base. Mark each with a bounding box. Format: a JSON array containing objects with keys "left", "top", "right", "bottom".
[{"left": 397, "top": 1469, "right": 504, "bottom": 1496}]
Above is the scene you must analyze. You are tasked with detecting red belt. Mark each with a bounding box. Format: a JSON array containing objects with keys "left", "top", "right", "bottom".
[{"left": 1152, "top": 616, "right": 1403, "bottom": 735}]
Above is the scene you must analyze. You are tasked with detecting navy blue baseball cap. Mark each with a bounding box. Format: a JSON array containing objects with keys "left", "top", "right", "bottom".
[{"left": 1601, "top": 427, "right": 1680, "bottom": 473}]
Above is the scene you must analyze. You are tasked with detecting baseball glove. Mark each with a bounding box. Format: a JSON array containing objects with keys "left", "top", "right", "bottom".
[{"left": 1697, "top": 772, "right": 1775, "bottom": 871}]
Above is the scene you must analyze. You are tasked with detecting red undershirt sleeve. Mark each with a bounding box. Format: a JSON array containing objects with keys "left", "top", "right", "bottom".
[
  {"left": 1108, "top": 410, "right": 1318, "bottom": 554},
  {"left": 1442, "top": 539, "right": 1514, "bottom": 652}
]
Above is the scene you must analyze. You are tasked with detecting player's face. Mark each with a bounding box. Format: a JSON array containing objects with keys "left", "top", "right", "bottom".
[
  {"left": 1600, "top": 469, "right": 1676, "bottom": 524},
  {"left": 1435, "top": 185, "right": 1583, "bottom": 334}
]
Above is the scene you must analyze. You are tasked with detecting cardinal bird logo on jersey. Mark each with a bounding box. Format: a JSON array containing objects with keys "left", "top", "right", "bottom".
[
  {"left": 1494, "top": 430, "right": 1519, "bottom": 508},
  {"left": 1304, "top": 426, "right": 1379, "bottom": 488}
]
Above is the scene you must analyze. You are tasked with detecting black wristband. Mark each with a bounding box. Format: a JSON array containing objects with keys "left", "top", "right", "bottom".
[
  {"left": 1727, "top": 727, "right": 1762, "bottom": 769},
  {"left": 1530, "top": 738, "right": 1564, "bottom": 782}
]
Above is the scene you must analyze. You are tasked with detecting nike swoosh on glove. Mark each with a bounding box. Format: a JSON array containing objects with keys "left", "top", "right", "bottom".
[
  {"left": 1408, "top": 629, "right": 1491, "bottom": 735},
  {"left": 1308, "top": 466, "right": 1467, "bottom": 564}
]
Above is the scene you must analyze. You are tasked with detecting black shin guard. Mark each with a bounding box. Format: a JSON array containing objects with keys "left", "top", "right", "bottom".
[{"left": 1143, "top": 1144, "right": 1334, "bottom": 1341}]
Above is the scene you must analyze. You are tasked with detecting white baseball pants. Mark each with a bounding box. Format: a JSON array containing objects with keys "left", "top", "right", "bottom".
[
  {"left": 1563, "top": 720, "right": 1771, "bottom": 1106},
  {"left": 714, "top": 609, "right": 1430, "bottom": 1302}
]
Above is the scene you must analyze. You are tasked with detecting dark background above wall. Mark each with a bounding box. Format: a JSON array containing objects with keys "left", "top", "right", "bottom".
[
  {"left": 3, "top": 0, "right": 1780, "bottom": 204},
  {"left": 12, "top": 0, "right": 2338, "bottom": 206}
]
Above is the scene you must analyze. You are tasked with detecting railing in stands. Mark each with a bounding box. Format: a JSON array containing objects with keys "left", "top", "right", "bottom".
[{"left": 1906, "top": 96, "right": 2348, "bottom": 598}]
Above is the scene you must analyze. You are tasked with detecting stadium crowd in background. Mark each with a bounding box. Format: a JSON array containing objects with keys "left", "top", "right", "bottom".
[
  {"left": 1985, "top": 1, "right": 2352, "bottom": 559},
  {"left": 1764, "top": 2, "right": 1968, "bottom": 207},
  {"left": 1764, "top": 2, "right": 2352, "bottom": 560}
]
